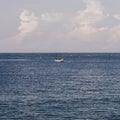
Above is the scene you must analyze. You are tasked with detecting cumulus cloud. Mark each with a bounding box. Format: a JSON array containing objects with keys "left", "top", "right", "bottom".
[
  {"left": 16, "top": 9, "right": 38, "bottom": 43},
  {"left": 69, "top": 0, "right": 106, "bottom": 37},
  {"left": 40, "top": 13, "right": 63, "bottom": 22},
  {"left": 79, "top": 0, "right": 104, "bottom": 24}
]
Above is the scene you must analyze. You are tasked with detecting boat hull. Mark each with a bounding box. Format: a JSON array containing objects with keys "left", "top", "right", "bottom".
[{"left": 54, "top": 58, "right": 64, "bottom": 62}]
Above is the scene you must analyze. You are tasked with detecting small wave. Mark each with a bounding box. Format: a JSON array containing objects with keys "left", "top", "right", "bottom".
[{"left": 0, "top": 59, "right": 28, "bottom": 61}]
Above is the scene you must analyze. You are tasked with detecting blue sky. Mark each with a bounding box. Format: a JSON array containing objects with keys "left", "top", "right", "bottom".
[{"left": 0, "top": 0, "right": 120, "bottom": 52}]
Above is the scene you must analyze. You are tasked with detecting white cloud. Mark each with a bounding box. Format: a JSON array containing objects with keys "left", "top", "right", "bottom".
[
  {"left": 8, "top": 10, "right": 65, "bottom": 44},
  {"left": 113, "top": 14, "right": 120, "bottom": 20},
  {"left": 79, "top": 0, "right": 104, "bottom": 24},
  {"left": 40, "top": 13, "right": 63, "bottom": 22},
  {"left": 69, "top": 0, "right": 106, "bottom": 37},
  {"left": 16, "top": 9, "right": 38, "bottom": 43}
]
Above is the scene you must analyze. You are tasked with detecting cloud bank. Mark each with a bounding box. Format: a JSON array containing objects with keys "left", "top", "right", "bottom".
[
  {"left": 10, "top": 0, "right": 120, "bottom": 52},
  {"left": 65, "top": 0, "right": 120, "bottom": 51}
]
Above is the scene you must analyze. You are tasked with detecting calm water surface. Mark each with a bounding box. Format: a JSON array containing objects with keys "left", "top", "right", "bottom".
[{"left": 0, "top": 53, "right": 120, "bottom": 120}]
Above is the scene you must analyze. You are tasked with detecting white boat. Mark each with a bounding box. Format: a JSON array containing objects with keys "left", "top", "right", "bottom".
[{"left": 54, "top": 58, "right": 64, "bottom": 62}]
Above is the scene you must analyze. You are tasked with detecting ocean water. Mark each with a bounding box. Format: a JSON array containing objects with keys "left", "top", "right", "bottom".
[{"left": 0, "top": 53, "right": 120, "bottom": 120}]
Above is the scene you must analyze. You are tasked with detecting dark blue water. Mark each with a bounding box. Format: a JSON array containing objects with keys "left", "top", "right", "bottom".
[{"left": 0, "top": 53, "right": 120, "bottom": 120}]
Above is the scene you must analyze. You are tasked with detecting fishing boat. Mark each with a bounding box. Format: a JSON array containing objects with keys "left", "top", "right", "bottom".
[{"left": 54, "top": 58, "right": 64, "bottom": 62}]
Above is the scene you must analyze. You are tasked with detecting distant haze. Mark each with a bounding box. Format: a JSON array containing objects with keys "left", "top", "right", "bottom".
[{"left": 0, "top": 0, "right": 120, "bottom": 52}]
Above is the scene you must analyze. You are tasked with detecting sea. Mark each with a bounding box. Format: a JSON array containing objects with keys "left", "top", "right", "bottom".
[{"left": 0, "top": 53, "right": 120, "bottom": 120}]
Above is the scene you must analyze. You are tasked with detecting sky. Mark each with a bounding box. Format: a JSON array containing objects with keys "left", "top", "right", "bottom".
[{"left": 0, "top": 0, "right": 120, "bottom": 52}]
